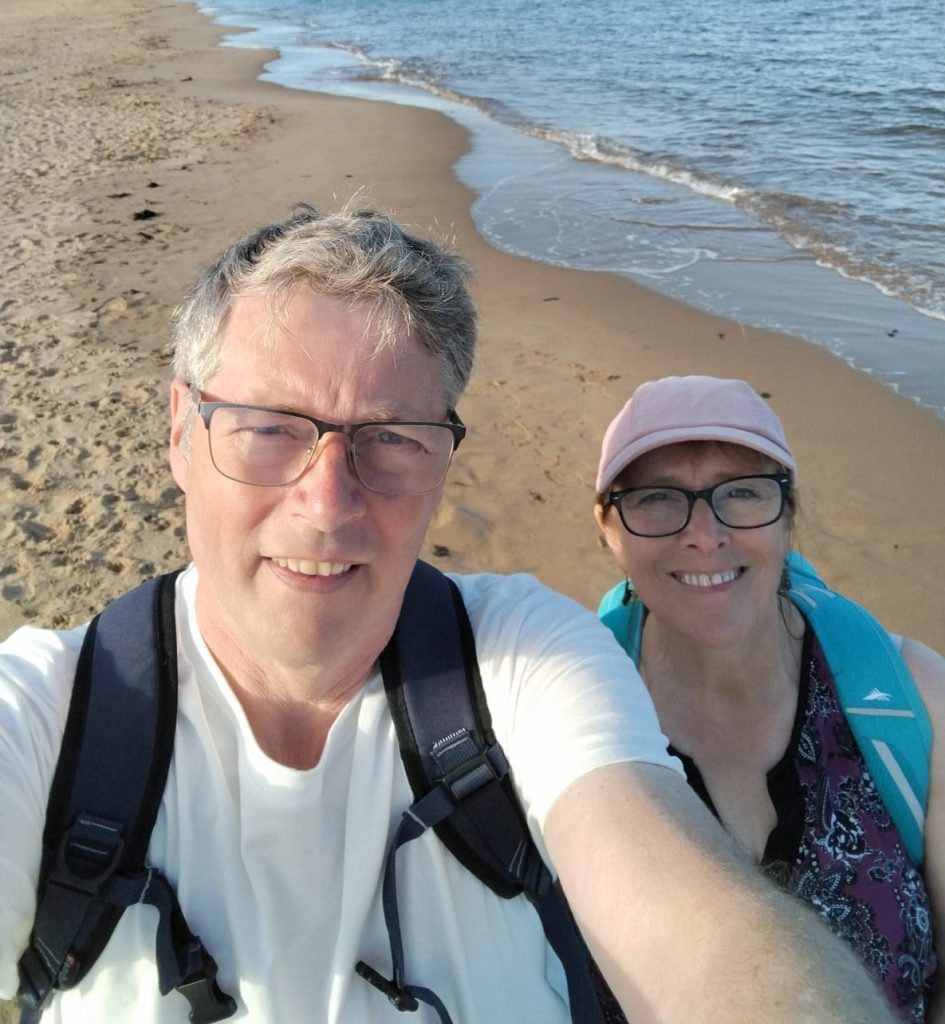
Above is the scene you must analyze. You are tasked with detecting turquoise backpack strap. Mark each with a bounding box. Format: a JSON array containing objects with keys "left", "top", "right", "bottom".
[
  {"left": 785, "top": 552, "right": 931, "bottom": 865},
  {"left": 597, "top": 580, "right": 645, "bottom": 666}
]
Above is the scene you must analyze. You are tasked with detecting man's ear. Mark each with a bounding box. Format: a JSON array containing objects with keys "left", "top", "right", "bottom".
[{"left": 168, "top": 379, "right": 191, "bottom": 492}]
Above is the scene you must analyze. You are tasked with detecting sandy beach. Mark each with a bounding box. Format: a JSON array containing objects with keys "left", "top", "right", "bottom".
[
  {"left": 0, "top": 0, "right": 943, "bottom": 1017},
  {"left": 1, "top": 0, "right": 943, "bottom": 662}
]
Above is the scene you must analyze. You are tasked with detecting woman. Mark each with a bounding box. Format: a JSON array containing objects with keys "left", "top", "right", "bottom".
[{"left": 593, "top": 375, "right": 945, "bottom": 1022}]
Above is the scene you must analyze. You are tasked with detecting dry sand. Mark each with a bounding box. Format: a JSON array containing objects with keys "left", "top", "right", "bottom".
[{"left": 1, "top": 0, "right": 943, "bottom": 660}]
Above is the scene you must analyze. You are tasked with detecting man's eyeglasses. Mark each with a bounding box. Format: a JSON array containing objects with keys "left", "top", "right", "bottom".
[
  {"left": 605, "top": 474, "right": 791, "bottom": 538},
  {"left": 191, "top": 389, "right": 466, "bottom": 496}
]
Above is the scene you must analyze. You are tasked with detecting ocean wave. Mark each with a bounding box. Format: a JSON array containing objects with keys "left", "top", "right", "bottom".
[
  {"left": 862, "top": 123, "right": 945, "bottom": 139},
  {"left": 310, "top": 39, "right": 945, "bottom": 325},
  {"left": 340, "top": 45, "right": 757, "bottom": 210},
  {"left": 740, "top": 191, "right": 855, "bottom": 223},
  {"left": 777, "top": 235, "right": 945, "bottom": 323},
  {"left": 349, "top": 52, "right": 511, "bottom": 119},
  {"left": 351, "top": 48, "right": 945, "bottom": 323},
  {"left": 521, "top": 128, "right": 748, "bottom": 205}
]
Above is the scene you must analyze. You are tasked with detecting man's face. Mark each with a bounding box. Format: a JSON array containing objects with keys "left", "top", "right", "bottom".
[{"left": 169, "top": 288, "right": 450, "bottom": 688}]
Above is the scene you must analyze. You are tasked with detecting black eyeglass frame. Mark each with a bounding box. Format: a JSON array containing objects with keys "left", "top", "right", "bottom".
[
  {"left": 605, "top": 473, "right": 792, "bottom": 538},
  {"left": 190, "top": 387, "right": 466, "bottom": 491}
]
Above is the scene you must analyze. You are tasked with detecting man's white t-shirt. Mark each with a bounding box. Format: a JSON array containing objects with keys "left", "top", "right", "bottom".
[{"left": 0, "top": 567, "right": 679, "bottom": 1023}]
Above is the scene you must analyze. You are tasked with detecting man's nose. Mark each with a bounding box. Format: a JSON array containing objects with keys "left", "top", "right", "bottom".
[{"left": 290, "top": 433, "right": 366, "bottom": 527}]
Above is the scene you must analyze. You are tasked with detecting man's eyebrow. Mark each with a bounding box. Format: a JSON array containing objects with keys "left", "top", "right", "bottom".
[
  {"left": 229, "top": 398, "right": 406, "bottom": 423},
  {"left": 355, "top": 408, "right": 400, "bottom": 423},
  {"left": 351, "top": 403, "right": 454, "bottom": 424}
]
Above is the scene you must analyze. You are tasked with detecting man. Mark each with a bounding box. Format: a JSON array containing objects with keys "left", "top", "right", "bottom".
[{"left": 0, "top": 205, "right": 895, "bottom": 1023}]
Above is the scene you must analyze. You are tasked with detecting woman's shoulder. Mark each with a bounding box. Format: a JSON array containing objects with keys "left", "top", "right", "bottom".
[{"left": 898, "top": 636, "right": 945, "bottom": 714}]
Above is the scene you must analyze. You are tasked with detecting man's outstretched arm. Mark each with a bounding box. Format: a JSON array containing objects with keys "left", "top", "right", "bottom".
[{"left": 545, "top": 761, "right": 895, "bottom": 1024}]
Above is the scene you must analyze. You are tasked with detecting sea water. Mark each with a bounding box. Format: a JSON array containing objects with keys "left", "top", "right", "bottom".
[{"left": 192, "top": 0, "right": 945, "bottom": 416}]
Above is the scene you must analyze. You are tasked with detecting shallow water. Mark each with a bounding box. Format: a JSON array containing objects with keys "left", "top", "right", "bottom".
[{"left": 196, "top": 0, "right": 945, "bottom": 415}]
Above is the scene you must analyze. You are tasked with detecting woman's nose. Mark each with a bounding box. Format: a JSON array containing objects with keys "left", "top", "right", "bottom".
[{"left": 681, "top": 496, "right": 727, "bottom": 547}]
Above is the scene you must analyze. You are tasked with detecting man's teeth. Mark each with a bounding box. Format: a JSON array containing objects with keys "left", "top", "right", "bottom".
[
  {"left": 274, "top": 558, "right": 352, "bottom": 576},
  {"left": 677, "top": 570, "right": 739, "bottom": 588}
]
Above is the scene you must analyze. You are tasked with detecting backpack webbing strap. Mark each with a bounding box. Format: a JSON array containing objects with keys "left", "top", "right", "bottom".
[
  {"left": 785, "top": 552, "right": 931, "bottom": 865},
  {"left": 358, "top": 561, "right": 604, "bottom": 1023},
  {"left": 598, "top": 579, "right": 644, "bottom": 665},
  {"left": 17, "top": 572, "right": 236, "bottom": 1024}
]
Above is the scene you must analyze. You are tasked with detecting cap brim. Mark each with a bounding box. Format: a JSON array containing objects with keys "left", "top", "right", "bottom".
[{"left": 596, "top": 425, "right": 796, "bottom": 493}]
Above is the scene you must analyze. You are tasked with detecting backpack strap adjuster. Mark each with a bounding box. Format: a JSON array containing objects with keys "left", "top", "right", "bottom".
[
  {"left": 52, "top": 814, "right": 125, "bottom": 895},
  {"left": 18, "top": 815, "right": 134, "bottom": 1012},
  {"left": 434, "top": 731, "right": 508, "bottom": 801},
  {"left": 355, "top": 961, "right": 420, "bottom": 1013}
]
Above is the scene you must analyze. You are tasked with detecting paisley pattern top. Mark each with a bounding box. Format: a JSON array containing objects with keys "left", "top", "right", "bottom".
[{"left": 675, "top": 627, "right": 937, "bottom": 1022}]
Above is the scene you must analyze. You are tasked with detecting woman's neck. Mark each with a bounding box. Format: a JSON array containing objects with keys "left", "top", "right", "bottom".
[{"left": 640, "top": 596, "right": 805, "bottom": 708}]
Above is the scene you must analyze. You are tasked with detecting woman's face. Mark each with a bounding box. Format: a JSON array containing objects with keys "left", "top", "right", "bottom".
[{"left": 595, "top": 441, "right": 792, "bottom": 651}]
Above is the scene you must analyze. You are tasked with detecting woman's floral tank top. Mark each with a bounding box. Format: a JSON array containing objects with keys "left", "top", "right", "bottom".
[{"left": 675, "top": 627, "right": 937, "bottom": 1021}]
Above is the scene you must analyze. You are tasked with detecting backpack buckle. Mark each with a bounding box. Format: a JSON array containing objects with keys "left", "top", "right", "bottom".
[{"left": 176, "top": 964, "right": 238, "bottom": 1023}]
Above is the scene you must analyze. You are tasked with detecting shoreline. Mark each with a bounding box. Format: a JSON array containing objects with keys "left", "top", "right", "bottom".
[
  {"left": 208, "top": 6, "right": 945, "bottom": 418},
  {"left": 0, "top": 0, "right": 942, "bottom": 651}
]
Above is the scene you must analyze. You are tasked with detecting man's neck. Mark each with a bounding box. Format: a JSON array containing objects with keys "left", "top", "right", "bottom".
[
  {"left": 225, "top": 679, "right": 365, "bottom": 769},
  {"left": 202, "top": 627, "right": 381, "bottom": 769}
]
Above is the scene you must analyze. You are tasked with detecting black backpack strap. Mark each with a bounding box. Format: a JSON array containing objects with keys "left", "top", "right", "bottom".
[
  {"left": 17, "top": 572, "right": 236, "bottom": 1024},
  {"left": 356, "top": 560, "right": 604, "bottom": 1023}
]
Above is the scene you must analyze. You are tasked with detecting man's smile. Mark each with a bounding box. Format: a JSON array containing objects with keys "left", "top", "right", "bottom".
[{"left": 271, "top": 557, "right": 355, "bottom": 577}]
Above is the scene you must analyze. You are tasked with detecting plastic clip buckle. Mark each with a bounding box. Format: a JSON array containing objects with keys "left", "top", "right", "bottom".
[{"left": 177, "top": 972, "right": 238, "bottom": 1024}]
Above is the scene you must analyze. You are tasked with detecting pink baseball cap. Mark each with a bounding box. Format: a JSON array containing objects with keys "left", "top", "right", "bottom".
[{"left": 596, "top": 375, "right": 796, "bottom": 493}]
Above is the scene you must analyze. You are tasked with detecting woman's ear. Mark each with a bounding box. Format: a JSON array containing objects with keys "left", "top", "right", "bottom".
[
  {"left": 778, "top": 506, "right": 795, "bottom": 563},
  {"left": 594, "top": 501, "right": 625, "bottom": 561},
  {"left": 593, "top": 500, "right": 608, "bottom": 535}
]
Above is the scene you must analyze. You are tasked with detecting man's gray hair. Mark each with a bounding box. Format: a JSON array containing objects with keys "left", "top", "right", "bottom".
[{"left": 171, "top": 203, "right": 476, "bottom": 407}]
